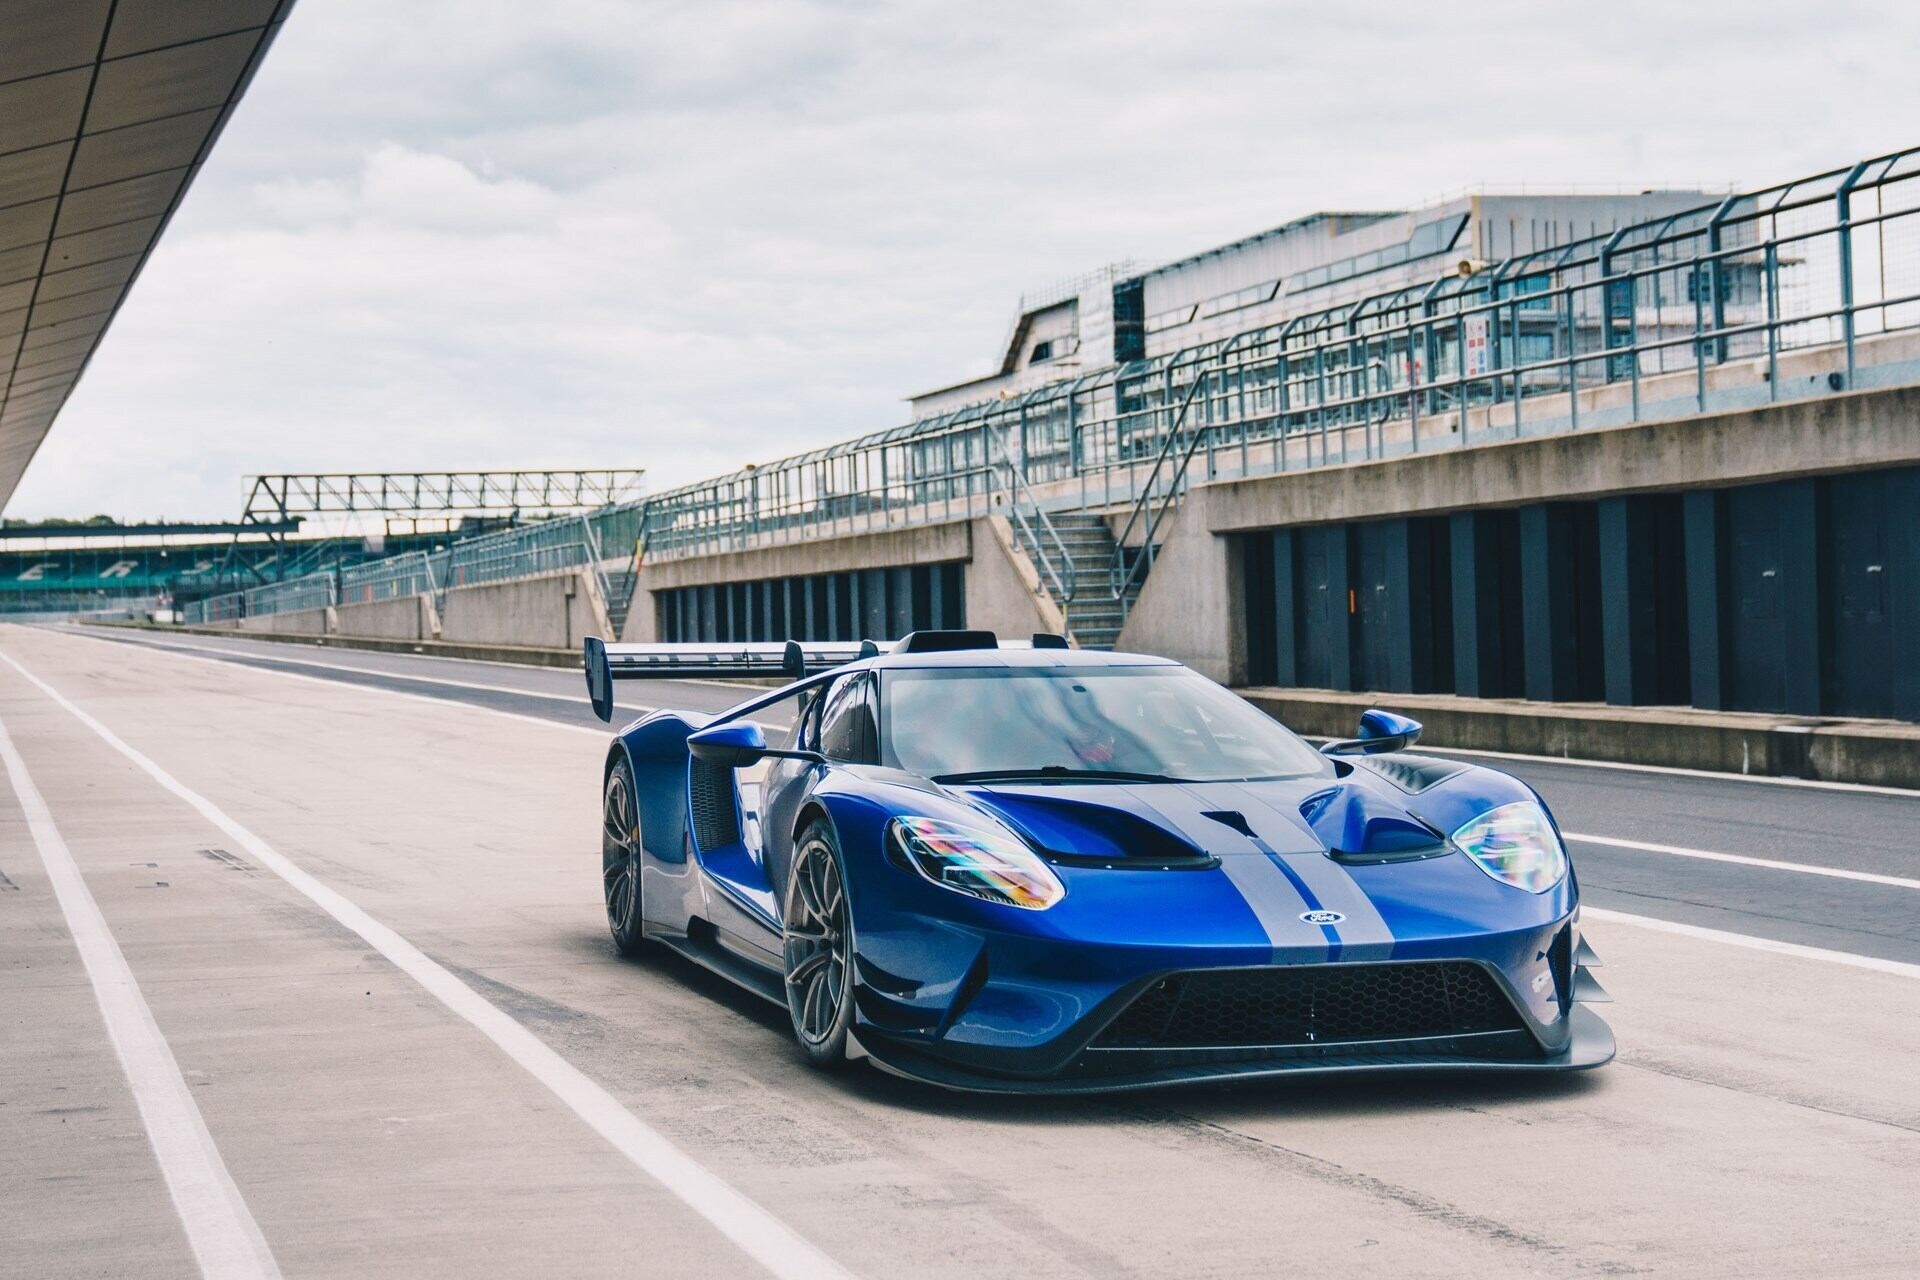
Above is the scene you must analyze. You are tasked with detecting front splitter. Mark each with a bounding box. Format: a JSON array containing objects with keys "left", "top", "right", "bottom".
[{"left": 860, "top": 1006, "right": 1615, "bottom": 1095}]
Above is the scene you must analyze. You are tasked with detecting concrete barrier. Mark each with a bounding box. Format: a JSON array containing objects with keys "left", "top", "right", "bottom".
[
  {"left": 1237, "top": 685, "right": 1920, "bottom": 788},
  {"left": 1114, "top": 488, "right": 1238, "bottom": 683},
  {"left": 238, "top": 606, "right": 333, "bottom": 636},
  {"left": 966, "top": 517, "right": 1065, "bottom": 640},
  {"left": 439, "top": 569, "right": 612, "bottom": 648},
  {"left": 334, "top": 594, "right": 439, "bottom": 642}
]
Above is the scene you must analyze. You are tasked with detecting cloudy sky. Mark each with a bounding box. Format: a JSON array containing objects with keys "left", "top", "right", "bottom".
[{"left": 12, "top": 0, "right": 1918, "bottom": 519}]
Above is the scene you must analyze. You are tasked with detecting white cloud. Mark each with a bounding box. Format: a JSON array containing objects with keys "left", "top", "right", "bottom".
[{"left": 13, "top": 0, "right": 1919, "bottom": 518}]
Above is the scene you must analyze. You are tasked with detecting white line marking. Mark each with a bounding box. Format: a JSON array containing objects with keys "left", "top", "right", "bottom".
[
  {"left": 77, "top": 631, "right": 597, "bottom": 706},
  {"left": 1417, "top": 742, "right": 1920, "bottom": 799},
  {"left": 1565, "top": 832, "right": 1920, "bottom": 891},
  {"left": 30, "top": 626, "right": 612, "bottom": 739},
  {"left": 46, "top": 626, "right": 795, "bottom": 734},
  {"left": 0, "top": 649, "right": 850, "bottom": 1280},
  {"left": 1584, "top": 907, "right": 1920, "bottom": 980},
  {"left": 0, "top": 714, "right": 280, "bottom": 1280}
]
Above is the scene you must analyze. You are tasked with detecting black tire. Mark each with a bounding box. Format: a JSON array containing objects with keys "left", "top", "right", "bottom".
[
  {"left": 602, "top": 757, "right": 649, "bottom": 956},
  {"left": 782, "top": 822, "right": 856, "bottom": 1067}
]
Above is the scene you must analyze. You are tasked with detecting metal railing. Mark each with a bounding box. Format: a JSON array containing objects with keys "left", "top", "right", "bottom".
[
  {"left": 984, "top": 425, "right": 1077, "bottom": 603},
  {"left": 241, "top": 147, "right": 1920, "bottom": 629},
  {"left": 184, "top": 591, "right": 246, "bottom": 625},
  {"left": 431, "top": 515, "right": 609, "bottom": 612},
  {"left": 243, "top": 571, "right": 334, "bottom": 617},
  {"left": 610, "top": 147, "right": 1920, "bottom": 583},
  {"left": 339, "top": 551, "right": 437, "bottom": 604}
]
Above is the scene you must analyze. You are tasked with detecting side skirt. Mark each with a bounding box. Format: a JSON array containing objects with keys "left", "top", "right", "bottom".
[{"left": 651, "top": 919, "right": 787, "bottom": 1009}]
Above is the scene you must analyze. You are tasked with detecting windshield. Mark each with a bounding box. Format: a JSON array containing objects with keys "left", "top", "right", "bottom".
[{"left": 877, "top": 666, "right": 1332, "bottom": 783}]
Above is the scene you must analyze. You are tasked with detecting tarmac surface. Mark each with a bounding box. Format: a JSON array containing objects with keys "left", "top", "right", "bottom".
[{"left": 4, "top": 622, "right": 1918, "bottom": 1278}]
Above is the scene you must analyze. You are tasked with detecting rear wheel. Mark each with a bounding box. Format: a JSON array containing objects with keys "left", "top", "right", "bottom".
[
  {"left": 602, "top": 757, "right": 649, "bottom": 956},
  {"left": 782, "top": 823, "right": 856, "bottom": 1066}
]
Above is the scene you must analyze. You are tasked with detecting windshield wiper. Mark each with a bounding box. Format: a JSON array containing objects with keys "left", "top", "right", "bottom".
[{"left": 932, "top": 766, "right": 1181, "bottom": 785}]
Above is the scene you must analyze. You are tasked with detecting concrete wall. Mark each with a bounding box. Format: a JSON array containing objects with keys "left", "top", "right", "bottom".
[
  {"left": 1113, "top": 490, "right": 1242, "bottom": 682},
  {"left": 439, "top": 570, "right": 612, "bottom": 649},
  {"left": 1114, "top": 382, "right": 1920, "bottom": 688},
  {"left": 1203, "top": 382, "right": 1920, "bottom": 534},
  {"left": 624, "top": 517, "right": 1062, "bottom": 644},
  {"left": 238, "top": 606, "right": 332, "bottom": 636},
  {"left": 625, "top": 522, "right": 971, "bottom": 643},
  {"left": 334, "top": 594, "right": 439, "bottom": 642},
  {"left": 966, "top": 516, "right": 1065, "bottom": 640}
]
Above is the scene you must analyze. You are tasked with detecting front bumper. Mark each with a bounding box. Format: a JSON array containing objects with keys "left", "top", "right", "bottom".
[
  {"left": 849, "top": 906, "right": 1610, "bottom": 1092},
  {"left": 860, "top": 1005, "right": 1615, "bottom": 1095}
]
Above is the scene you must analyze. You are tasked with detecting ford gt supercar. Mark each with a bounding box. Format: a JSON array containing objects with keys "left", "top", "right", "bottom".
[{"left": 584, "top": 630, "right": 1612, "bottom": 1093}]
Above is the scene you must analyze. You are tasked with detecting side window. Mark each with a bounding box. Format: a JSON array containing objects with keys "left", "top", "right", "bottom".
[
  {"left": 818, "top": 674, "right": 875, "bottom": 763},
  {"left": 790, "top": 687, "right": 822, "bottom": 750}
]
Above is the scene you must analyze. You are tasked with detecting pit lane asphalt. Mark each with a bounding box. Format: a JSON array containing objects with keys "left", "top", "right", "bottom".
[
  {"left": 51, "top": 622, "right": 1920, "bottom": 966},
  {"left": 6, "top": 622, "right": 1919, "bottom": 1278}
]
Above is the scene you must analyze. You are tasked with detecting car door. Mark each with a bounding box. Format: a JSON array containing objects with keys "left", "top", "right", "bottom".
[
  {"left": 761, "top": 671, "right": 874, "bottom": 917},
  {"left": 761, "top": 685, "right": 826, "bottom": 909}
]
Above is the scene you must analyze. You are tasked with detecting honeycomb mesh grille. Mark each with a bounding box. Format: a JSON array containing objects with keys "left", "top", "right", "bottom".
[
  {"left": 688, "top": 760, "right": 740, "bottom": 851},
  {"left": 1094, "top": 962, "right": 1522, "bottom": 1049}
]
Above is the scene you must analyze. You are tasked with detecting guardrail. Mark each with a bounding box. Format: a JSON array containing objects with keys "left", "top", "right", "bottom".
[
  {"left": 184, "top": 591, "right": 246, "bottom": 625},
  {"left": 232, "top": 147, "right": 1920, "bottom": 627},
  {"left": 244, "top": 571, "right": 335, "bottom": 617},
  {"left": 610, "top": 147, "right": 1920, "bottom": 572},
  {"left": 339, "top": 551, "right": 436, "bottom": 604},
  {"left": 431, "top": 515, "right": 609, "bottom": 612}
]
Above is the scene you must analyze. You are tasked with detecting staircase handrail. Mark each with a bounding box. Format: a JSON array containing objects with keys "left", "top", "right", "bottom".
[
  {"left": 1107, "top": 335, "right": 1248, "bottom": 606},
  {"left": 983, "top": 427, "right": 1078, "bottom": 604}
]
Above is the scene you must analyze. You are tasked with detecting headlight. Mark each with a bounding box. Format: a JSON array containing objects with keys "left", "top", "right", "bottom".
[
  {"left": 886, "top": 816, "right": 1066, "bottom": 910},
  {"left": 1451, "top": 800, "right": 1567, "bottom": 892}
]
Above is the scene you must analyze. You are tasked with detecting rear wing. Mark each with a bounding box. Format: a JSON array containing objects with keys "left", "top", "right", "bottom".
[{"left": 583, "top": 637, "right": 876, "bottom": 722}]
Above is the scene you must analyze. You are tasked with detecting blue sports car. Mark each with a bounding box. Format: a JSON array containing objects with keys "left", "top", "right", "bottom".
[{"left": 585, "top": 630, "right": 1612, "bottom": 1093}]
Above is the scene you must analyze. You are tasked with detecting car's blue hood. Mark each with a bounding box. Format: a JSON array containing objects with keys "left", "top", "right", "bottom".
[{"left": 945, "top": 755, "right": 1565, "bottom": 958}]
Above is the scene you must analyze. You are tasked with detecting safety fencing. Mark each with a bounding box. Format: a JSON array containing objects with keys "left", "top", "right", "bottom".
[
  {"left": 204, "top": 146, "right": 1920, "bottom": 630},
  {"left": 614, "top": 147, "right": 1920, "bottom": 583},
  {"left": 430, "top": 515, "right": 607, "bottom": 611},
  {"left": 339, "top": 551, "right": 437, "bottom": 604},
  {"left": 183, "top": 591, "right": 246, "bottom": 625},
  {"left": 244, "top": 571, "right": 335, "bottom": 617}
]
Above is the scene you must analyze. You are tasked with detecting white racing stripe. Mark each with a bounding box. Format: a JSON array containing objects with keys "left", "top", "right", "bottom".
[
  {"left": 1566, "top": 832, "right": 1920, "bottom": 891},
  {"left": 1585, "top": 908, "right": 1920, "bottom": 980},
  {"left": 0, "top": 650, "right": 852, "bottom": 1280},
  {"left": 0, "top": 714, "right": 280, "bottom": 1280}
]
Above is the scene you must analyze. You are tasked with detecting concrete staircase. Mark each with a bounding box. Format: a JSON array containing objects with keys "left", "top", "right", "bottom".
[
  {"left": 1014, "top": 511, "right": 1146, "bottom": 650},
  {"left": 601, "top": 566, "right": 637, "bottom": 638}
]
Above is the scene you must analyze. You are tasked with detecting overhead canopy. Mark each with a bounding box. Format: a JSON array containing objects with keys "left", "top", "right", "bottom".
[{"left": 0, "top": 0, "right": 294, "bottom": 512}]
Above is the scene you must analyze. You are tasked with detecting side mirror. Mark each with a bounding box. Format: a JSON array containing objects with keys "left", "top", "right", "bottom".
[
  {"left": 687, "top": 721, "right": 770, "bottom": 769},
  {"left": 1322, "top": 708, "right": 1423, "bottom": 756},
  {"left": 686, "top": 720, "right": 825, "bottom": 769}
]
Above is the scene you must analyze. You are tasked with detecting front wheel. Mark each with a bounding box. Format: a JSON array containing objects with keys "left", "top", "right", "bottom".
[
  {"left": 782, "top": 823, "right": 856, "bottom": 1067},
  {"left": 602, "top": 757, "right": 649, "bottom": 956}
]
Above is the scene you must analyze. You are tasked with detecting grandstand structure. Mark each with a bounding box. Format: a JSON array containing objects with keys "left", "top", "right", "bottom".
[
  {"left": 8, "top": 470, "right": 644, "bottom": 621},
  {"left": 196, "top": 146, "right": 1920, "bottom": 723}
]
